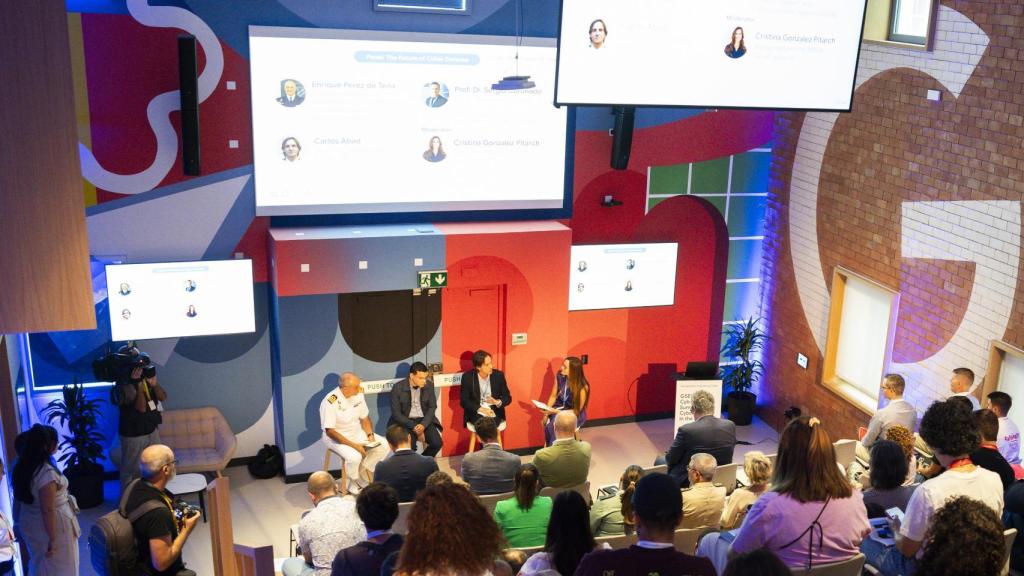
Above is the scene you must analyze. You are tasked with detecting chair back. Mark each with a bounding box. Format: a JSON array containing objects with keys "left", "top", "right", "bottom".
[
  {"left": 711, "top": 462, "right": 739, "bottom": 495},
  {"left": 833, "top": 439, "right": 857, "bottom": 471},
  {"left": 801, "top": 552, "right": 866, "bottom": 576},
  {"left": 539, "top": 481, "right": 591, "bottom": 505},
  {"left": 643, "top": 464, "right": 668, "bottom": 475},
  {"left": 672, "top": 528, "right": 704, "bottom": 555},
  {"left": 477, "top": 491, "right": 514, "bottom": 515},
  {"left": 1001, "top": 528, "right": 1017, "bottom": 576},
  {"left": 233, "top": 544, "right": 274, "bottom": 576},
  {"left": 594, "top": 532, "right": 638, "bottom": 550},
  {"left": 392, "top": 501, "right": 415, "bottom": 534}
]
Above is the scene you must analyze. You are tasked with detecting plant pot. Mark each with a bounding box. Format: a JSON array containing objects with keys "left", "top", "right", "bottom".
[
  {"left": 66, "top": 464, "right": 105, "bottom": 509},
  {"left": 726, "top": 391, "right": 757, "bottom": 426}
]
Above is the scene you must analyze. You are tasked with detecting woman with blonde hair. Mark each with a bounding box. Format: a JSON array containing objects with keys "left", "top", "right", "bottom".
[
  {"left": 720, "top": 451, "right": 772, "bottom": 530},
  {"left": 697, "top": 416, "right": 869, "bottom": 573},
  {"left": 590, "top": 464, "right": 643, "bottom": 536},
  {"left": 543, "top": 356, "right": 590, "bottom": 445}
]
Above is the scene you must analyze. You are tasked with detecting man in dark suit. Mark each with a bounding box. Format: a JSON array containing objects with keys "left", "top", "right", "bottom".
[
  {"left": 460, "top": 349, "right": 512, "bottom": 426},
  {"left": 387, "top": 362, "right": 442, "bottom": 457},
  {"left": 425, "top": 81, "right": 448, "bottom": 108},
  {"left": 460, "top": 417, "right": 520, "bottom": 494},
  {"left": 373, "top": 425, "right": 439, "bottom": 502},
  {"left": 662, "top": 390, "right": 736, "bottom": 487},
  {"left": 277, "top": 79, "right": 305, "bottom": 107}
]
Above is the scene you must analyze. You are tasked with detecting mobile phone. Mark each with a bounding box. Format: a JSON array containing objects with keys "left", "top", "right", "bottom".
[{"left": 885, "top": 507, "right": 905, "bottom": 523}]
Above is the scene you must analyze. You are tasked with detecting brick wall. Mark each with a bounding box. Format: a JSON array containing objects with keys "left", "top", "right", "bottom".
[{"left": 761, "top": 1, "right": 1024, "bottom": 440}]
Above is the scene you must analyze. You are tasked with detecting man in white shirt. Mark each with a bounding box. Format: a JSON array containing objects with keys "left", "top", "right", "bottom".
[
  {"left": 282, "top": 471, "right": 366, "bottom": 576},
  {"left": 949, "top": 367, "right": 980, "bottom": 410},
  {"left": 320, "top": 372, "right": 387, "bottom": 494},
  {"left": 987, "top": 391, "right": 1021, "bottom": 465},
  {"left": 856, "top": 374, "right": 918, "bottom": 462}
]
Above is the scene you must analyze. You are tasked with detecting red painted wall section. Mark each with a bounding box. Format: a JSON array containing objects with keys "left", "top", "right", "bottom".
[{"left": 438, "top": 223, "right": 571, "bottom": 453}]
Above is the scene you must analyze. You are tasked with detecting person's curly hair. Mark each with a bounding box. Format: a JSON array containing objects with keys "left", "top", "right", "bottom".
[
  {"left": 396, "top": 483, "right": 503, "bottom": 575},
  {"left": 919, "top": 399, "right": 979, "bottom": 457},
  {"left": 916, "top": 496, "right": 1005, "bottom": 576},
  {"left": 884, "top": 425, "right": 915, "bottom": 460}
]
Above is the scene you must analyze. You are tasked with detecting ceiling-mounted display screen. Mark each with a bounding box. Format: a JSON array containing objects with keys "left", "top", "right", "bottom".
[
  {"left": 555, "top": 0, "right": 868, "bottom": 111},
  {"left": 249, "top": 26, "right": 571, "bottom": 219},
  {"left": 569, "top": 243, "right": 678, "bottom": 311}
]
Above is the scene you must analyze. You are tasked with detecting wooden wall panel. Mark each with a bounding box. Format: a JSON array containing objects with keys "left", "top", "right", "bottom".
[{"left": 0, "top": 1, "right": 94, "bottom": 333}]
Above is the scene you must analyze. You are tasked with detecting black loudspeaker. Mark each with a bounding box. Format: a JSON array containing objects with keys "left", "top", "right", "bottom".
[
  {"left": 178, "top": 35, "right": 200, "bottom": 176},
  {"left": 610, "top": 105, "right": 635, "bottom": 170}
]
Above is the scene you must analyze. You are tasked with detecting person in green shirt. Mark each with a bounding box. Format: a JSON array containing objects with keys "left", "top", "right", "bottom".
[
  {"left": 494, "top": 464, "right": 552, "bottom": 548},
  {"left": 590, "top": 464, "right": 644, "bottom": 537}
]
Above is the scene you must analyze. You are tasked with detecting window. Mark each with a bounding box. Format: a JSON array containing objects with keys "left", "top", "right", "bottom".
[
  {"left": 822, "top": 268, "right": 901, "bottom": 414},
  {"left": 889, "top": 0, "right": 931, "bottom": 44}
]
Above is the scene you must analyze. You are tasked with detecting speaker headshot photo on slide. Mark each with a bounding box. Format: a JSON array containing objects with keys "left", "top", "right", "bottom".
[
  {"left": 424, "top": 81, "right": 449, "bottom": 108},
  {"left": 588, "top": 19, "right": 607, "bottom": 49},
  {"left": 277, "top": 78, "right": 306, "bottom": 106},
  {"left": 187, "top": 305, "right": 198, "bottom": 318},
  {"left": 281, "top": 137, "right": 302, "bottom": 162},
  {"left": 423, "top": 136, "right": 447, "bottom": 163},
  {"left": 725, "top": 27, "right": 747, "bottom": 59},
  {"left": 118, "top": 283, "right": 131, "bottom": 296}
]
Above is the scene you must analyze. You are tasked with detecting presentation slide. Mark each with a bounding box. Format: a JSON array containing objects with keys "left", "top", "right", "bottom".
[
  {"left": 556, "top": 0, "right": 867, "bottom": 110},
  {"left": 569, "top": 244, "right": 678, "bottom": 311},
  {"left": 107, "top": 260, "right": 255, "bottom": 341},
  {"left": 249, "top": 27, "right": 570, "bottom": 217}
]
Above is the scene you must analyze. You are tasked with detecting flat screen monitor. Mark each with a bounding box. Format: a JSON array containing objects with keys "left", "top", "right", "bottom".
[
  {"left": 569, "top": 243, "right": 678, "bottom": 311},
  {"left": 249, "top": 27, "right": 572, "bottom": 220},
  {"left": 555, "top": 0, "right": 868, "bottom": 111},
  {"left": 106, "top": 260, "right": 255, "bottom": 341}
]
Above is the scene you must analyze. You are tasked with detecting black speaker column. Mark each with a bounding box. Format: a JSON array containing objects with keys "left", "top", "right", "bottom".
[
  {"left": 610, "top": 105, "right": 635, "bottom": 171},
  {"left": 178, "top": 35, "right": 200, "bottom": 176}
]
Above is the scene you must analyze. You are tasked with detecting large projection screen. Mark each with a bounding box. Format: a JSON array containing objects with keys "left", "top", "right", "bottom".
[
  {"left": 555, "top": 0, "right": 868, "bottom": 111},
  {"left": 249, "top": 27, "right": 571, "bottom": 219}
]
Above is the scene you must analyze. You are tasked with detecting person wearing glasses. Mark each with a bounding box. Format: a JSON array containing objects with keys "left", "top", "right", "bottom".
[
  {"left": 855, "top": 374, "right": 917, "bottom": 463},
  {"left": 124, "top": 445, "right": 200, "bottom": 576}
]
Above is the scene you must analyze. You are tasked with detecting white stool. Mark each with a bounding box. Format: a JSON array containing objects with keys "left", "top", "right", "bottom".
[{"left": 467, "top": 420, "right": 507, "bottom": 452}]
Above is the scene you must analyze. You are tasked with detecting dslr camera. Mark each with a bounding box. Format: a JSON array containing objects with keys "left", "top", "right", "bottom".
[{"left": 172, "top": 499, "right": 201, "bottom": 525}]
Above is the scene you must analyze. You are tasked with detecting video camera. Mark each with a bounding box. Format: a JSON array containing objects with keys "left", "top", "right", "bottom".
[{"left": 92, "top": 342, "right": 156, "bottom": 383}]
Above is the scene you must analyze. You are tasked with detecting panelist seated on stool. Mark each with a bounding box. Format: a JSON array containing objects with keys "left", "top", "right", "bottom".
[
  {"left": 460, "top": 349, "right": 512, "bottom": 428},
  {"left": 320, "top": 372, "right": 387, "bottom": 495},
  {"left": 387, "top": 362, "right": 442, "bottom": 457}
]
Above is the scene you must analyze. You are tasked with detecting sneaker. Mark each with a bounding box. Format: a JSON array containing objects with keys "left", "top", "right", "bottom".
[{"left": 347, "top": 478, "right": 368, "bottom": 495}]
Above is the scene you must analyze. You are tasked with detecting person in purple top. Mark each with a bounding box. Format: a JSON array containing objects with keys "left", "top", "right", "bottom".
[{"left": 697, "top": 416, "right": 870, "bottom": 573}]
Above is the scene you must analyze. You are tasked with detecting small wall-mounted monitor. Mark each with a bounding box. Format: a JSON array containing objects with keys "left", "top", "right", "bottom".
[
  {"left": 106, "top": 260, "right": 255, "bottom": 341},
  {"left": 555, "top": 0, "right": 868, "bottom": 111},
  {"left": 569, "top": 243, "right": 678, "bottom": 311}
]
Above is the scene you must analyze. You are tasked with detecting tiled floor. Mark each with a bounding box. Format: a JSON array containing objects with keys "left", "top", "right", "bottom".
[{"left": 74, "top": 416, "right": 779, "bottom": 576}]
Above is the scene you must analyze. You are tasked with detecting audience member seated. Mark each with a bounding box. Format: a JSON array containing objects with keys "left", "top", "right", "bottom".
[
  {"left": 285, "top": 471, "right": 366, "bottom": 576},
  {"left": 987, "top": 391, "right": 1021, "bottom": 464},
  {"left": 532, "top": 411, "right": 591, "bottom": 488},
  {"left": 590, "top": 464, "right": 643, "bottom": 537},
  {"left": 971, "top": 408, "right": 1016, "bottom": 489},
  {"left": 722, "top": 549, "right": 793, "bottom": 576},
  {"left": 331, "top": 483, "right": 403, "bottom": 576},
  {"left": 394, "top": 483, "right": 511, "bottom": 576},
  {"left": 425, "top": 470, "right": 453, "bottom": 487},
  {"left": 697, "top": 416, "right": 870, "bottom": 573},
  {"left": 500, "top": 549, "right": 528, "bottom": 575},
  {"left": 520, "top": 491, "right": 598, "bottom": 575},
  {"left": 575, "top": 473, "right": 715, "bottom": 576},
  {"left": 916, "top": 496, "right": 1006, "bottom": 576},
  {"left": 949, "top": 367, "right": 980, "bottom": 410},
  {"left": 856, "top": 373, "right": 917, "bottom": 462},
  {"left": 680, "top": 453, "right": 727, "bottom": 530},
  {"left": 861, "top": 399, "right": 1003, "bottom": 576},
  {"left": 373, "top": 425, "right": 439, "bottom": 502},
  {"left": 494, "top": 464, "right": 553, "bottom": 548},
  {"left": 883, "top": 425, "right": 918, "bottom": 486},
  {"left": 720, "top": 451, "right": 772, "bottom": 530},
  {"left": 661, "top": 390, "right": 736, "bottom": 487},
  {"left": 860, "top": 440, "right": 917, "bottom": 518},
  {"left": 460, "top": 417, "right": 520, "bottom": 494}
]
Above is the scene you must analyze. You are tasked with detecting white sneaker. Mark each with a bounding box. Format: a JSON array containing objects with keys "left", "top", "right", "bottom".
[{"left": 347, "top": 478, "right": 368, "bottom": 495}]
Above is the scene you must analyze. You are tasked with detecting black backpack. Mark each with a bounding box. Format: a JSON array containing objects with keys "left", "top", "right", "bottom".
[
  {"left": 248, "top": 444, "right": 284, "bottom": 479},
  {"left": 89, "top": 479, "right": 165, "bottom": 576}
]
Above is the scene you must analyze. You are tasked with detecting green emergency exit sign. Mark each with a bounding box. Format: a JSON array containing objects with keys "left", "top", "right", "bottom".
[{"left": 417, "top": 270, "right": 448, "bottom": 288}]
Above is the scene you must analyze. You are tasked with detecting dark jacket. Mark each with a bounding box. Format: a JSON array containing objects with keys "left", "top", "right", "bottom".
[
  {"left": 331, "top": 533, "right": 404, "bottom": 576},
  {"left": 387, "top": 377, "right": 440, "bottom": 431},
  {"left": 459, "top": 369, "right": 512, "bottom": 425},
  {"left": 461, "top": 443, "right": 521, "bottom": 494},
  {"left": 373, "top": 450, "right": 439, "bottom": 502},
  {"left": 665, "top": 415, "right": 737, "bottom": 487}
]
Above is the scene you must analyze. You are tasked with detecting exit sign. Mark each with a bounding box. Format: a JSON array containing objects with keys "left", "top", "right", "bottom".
[{"left": 417, "top": 270, "right": 448, "bottom": 288}]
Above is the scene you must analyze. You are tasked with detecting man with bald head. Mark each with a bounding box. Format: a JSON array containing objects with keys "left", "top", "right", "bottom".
[
  {"left": 124, "top": 444, "right": 198, "bottom": 576},
  {"left": 320, "top": 372, "right": 387, "bottom": 494},
  {"left": 531, "top": 410, "right": 591, "bottom": 489},
  {"left": 282, "top": 471, "right": 365, "bottom": 576}
]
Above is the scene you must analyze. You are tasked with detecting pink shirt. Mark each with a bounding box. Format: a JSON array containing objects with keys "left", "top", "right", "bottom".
[{"left": 731, "top": 491, "right": 870, "bottom": 568}]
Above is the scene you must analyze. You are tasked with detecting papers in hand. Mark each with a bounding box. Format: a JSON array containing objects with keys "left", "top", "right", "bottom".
[
  {"left": 477, "top": 407, "right": 495, "bottom": 417},
  {"left": 868, "top": 517, "right": 895, "bottom": 546},
  {"left": 532, "top": 399, "right": 554, "bottom": 412},
  {"left": 364, "top": 441, "right": 381, "bottom": 449}
]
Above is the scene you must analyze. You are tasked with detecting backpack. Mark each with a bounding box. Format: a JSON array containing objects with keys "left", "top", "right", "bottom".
[
  {"left": 248, "top": 444, "right": 284, "bottom": 479},
  {"left": 88, "top": 479, "right": 165, "bottom": 576}
]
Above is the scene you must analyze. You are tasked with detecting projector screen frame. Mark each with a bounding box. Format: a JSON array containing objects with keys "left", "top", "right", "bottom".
[
  {"left": 248, "top": 26, "right": 576, "bottom": 226},
  {"left": 552, "top": 0, "right": 870, "bottom": 113}
]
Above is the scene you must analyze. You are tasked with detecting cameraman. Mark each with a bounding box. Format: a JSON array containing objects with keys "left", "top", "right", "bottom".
[
  {"left": 126, "top": 445, "right": 198, "bottom": 576},
  {"left": 116, "top": 345, "right": 167, "bottom": 490}
]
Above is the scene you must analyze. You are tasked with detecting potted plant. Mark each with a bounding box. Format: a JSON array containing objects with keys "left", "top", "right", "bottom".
[
  {"left": 42, "top": 381, "right": 106, "bottom": 509},
  {"left": 721, "top": 317, "right": 767, "bottom": 426}
]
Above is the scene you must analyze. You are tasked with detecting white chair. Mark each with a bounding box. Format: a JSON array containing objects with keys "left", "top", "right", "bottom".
[
  {"left": 672, "top": 528, "right": 704, "bottom": 555},
  {"left": 477, "top": 491, "right": 514, "bottom": 515},
  {"left": 711, "top": 462, "right": 739, "bottom": 495},
  {"left": 1001, "top": 527, "right": 1017, "bottom": 576},
  {"left": 392, "top": 501, "right": 415, "bottom": 534},
  {"left": 802, "top": 552, "right": 866, "bottom": 575},
  {"left": 539, "top": 481, "right": 592, "bottom": 505},
  {"left": 833, "top": 439, "right": 857, "bottom": 471},
  {"left": 595, "top": 532, "right": 638, "bottom": 550},
  {"left": 467, "top": 420, "right": 507, "bottom": 452},
  {"left": 643, "top": 464, "right": 668, "bottom": 475}
]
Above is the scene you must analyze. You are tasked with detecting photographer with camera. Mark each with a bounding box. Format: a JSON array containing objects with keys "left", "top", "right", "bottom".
[
  {"left": 109, "top": 344, "right": 167, "bottom": 490},
  {"left": 124, "top": 445, "right": 198, "bottom": 576}
]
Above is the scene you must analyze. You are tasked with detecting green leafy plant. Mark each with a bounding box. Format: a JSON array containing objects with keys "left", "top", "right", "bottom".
[
  {"left": 721, "top": 317, "right": 767, "bottom": 395},
  {"left": 42, "top": 382, "right": 105, "bottom": 473}
]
